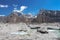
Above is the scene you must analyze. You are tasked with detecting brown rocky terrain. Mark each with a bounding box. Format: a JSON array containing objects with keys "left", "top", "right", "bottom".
[{"left": 0, "top": 23, "right": 59, "bottom": 40}]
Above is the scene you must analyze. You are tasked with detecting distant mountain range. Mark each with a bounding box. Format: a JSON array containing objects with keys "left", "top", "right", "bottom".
[
  {"left": 36, "top": 9, "right": 60, "bottom": 23},
  {"left": 0, "top": 11, "right": 36, "bottom": 23},
  {"left": 0, "top": 9, "right": 60, "bottom": 23}
]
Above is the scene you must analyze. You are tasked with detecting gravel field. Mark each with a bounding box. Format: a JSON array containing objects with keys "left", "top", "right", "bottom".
[{"left": 0, "top": 23, "right": 60, "bottom": 40}]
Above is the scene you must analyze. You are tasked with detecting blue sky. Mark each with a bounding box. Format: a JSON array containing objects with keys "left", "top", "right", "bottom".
[{"left": 0, "top": 0, "right": 60, "bottom": 16}]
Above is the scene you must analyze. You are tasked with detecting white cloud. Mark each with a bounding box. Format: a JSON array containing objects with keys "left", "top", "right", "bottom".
[
  {"left": 0, "top": 4, "right": 8, "bottom": 8},
  {"left": 20, "top": 6, "right": 27, "bottom": 12},
  {"left": 13, "top": 6, "right": 27, "bottom": 13},
  {"left": 0, "top": 15, "right": 5, "bottom": 16}
]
